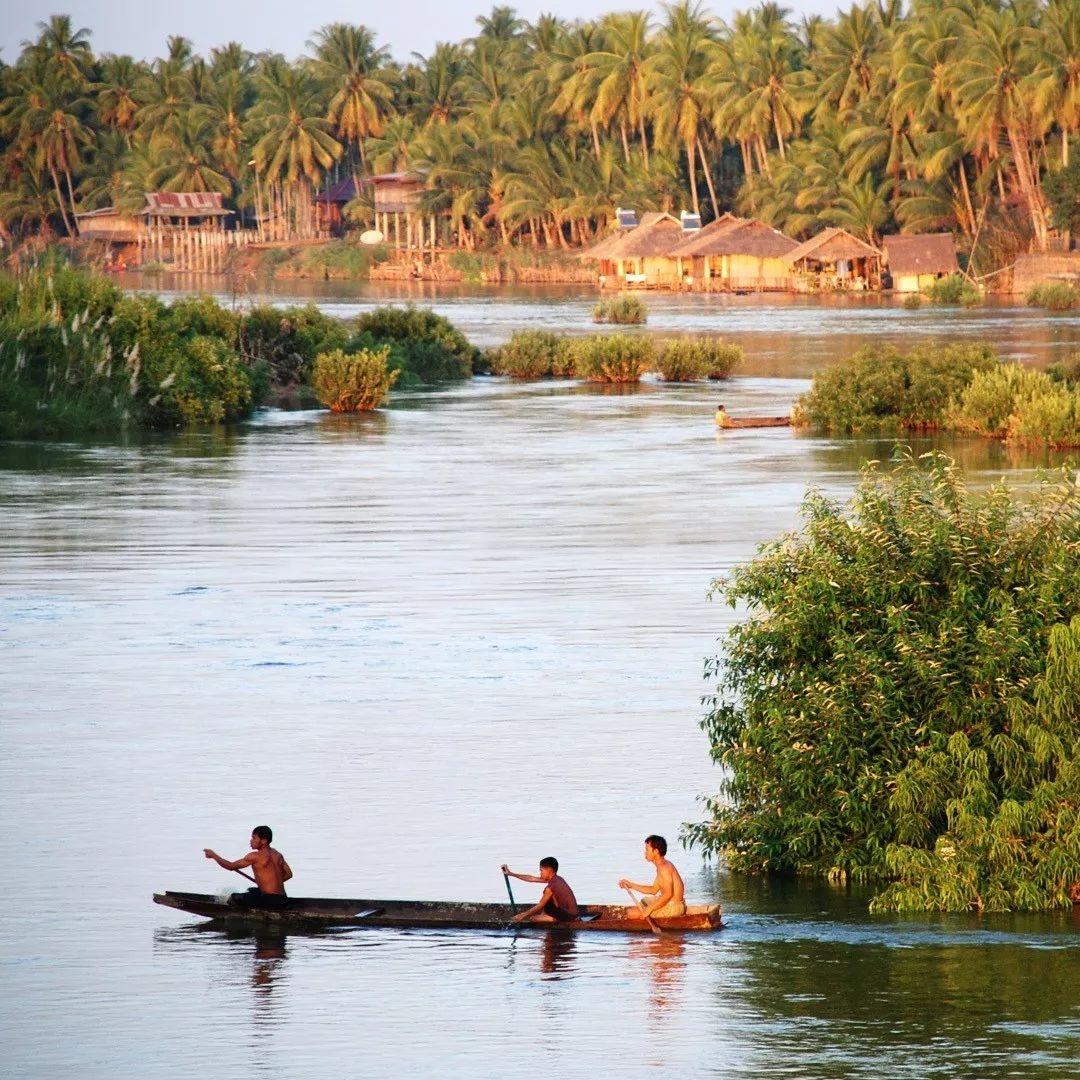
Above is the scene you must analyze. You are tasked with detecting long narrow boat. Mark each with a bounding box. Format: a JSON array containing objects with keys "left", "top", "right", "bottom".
[{"left": 153, "top": 891, "right": 722, "bottom": 933}]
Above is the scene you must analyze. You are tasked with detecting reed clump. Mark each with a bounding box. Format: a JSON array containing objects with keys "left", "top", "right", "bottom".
[
  {"left": 1026, "top": 282, "right": 1080, "bottom": 311},
  {"left": 312, "top": 347, "right": 398, "bottom": 411},
  {"left": 570, "top": 333, "right": 654, "bottom": 383},
  {"left": 592, "top": 294, "right": 647, "bottom": 325}
]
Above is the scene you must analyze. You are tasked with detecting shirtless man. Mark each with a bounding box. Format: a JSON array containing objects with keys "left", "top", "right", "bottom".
[
  {"left": 204, "top": 825, "right": 293, "bottom": 905},
  {"left": 618, "top": 834, "right": 686, "bottom": 920},
  {"left": 501, "top": 857, "right": 579, "bottom": 924}
]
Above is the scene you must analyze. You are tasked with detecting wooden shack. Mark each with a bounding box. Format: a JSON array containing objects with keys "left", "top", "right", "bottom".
[
  {"left": 882, "top": 234, "right": 959, "bottom": 292},
  {"left": 670, "top": 217, "right": 796, "bottom": 292},
  {"left": 366, "top": 172, "right": 438, "bottom": 250},
  {"left": 786, "top": 228, "right": 883, "bottom": 291},
  {"left": 315, "top": 177, "right": 358, "bottom": 236},
  {"left": 138, "top": 192, "right": 241, "bottom": 271},
  {"left": 73, "top": 206, "right": 143, "bottom": 244}
]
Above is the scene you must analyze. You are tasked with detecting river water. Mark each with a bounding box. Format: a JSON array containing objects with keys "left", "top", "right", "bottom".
[{"left": 3, "top": 285, "right": 1080, "bottom": 1079}]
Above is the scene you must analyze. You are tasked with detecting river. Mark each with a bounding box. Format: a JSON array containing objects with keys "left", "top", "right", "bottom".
[{"left": 2, "top": 285, "right": 1080, "bottom": 1079}]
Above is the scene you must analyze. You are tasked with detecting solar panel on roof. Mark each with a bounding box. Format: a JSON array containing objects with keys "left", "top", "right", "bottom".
[
  {"left": 616, "top": 208, "right": 638, "bottom": 228},
  {"left": 680, "top": 212, "right": 702, "bottom": 231}
]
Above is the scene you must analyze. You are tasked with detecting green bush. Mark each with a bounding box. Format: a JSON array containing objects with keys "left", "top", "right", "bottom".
[
  {"left": 945, "top": 362, "right": 1052, "bottom": 438},
  {"left": 447, "top": 251, "right": 499, "bottom": 283},
  {"left": 794, "top": 342, "right": 997, "bottom": 433},
  {"left": 352, "top": 305, "right": 478, "bottom": 383},
  {"left": 311, "top": 347, "right": 398, "bottom": 411},
  {"left": 0, "top": 264, "right": 265, "bottom": 436},
  {"left": 1006, "top": 386, "right": 1080, "bottom": 448},
  {"left": 301, "top": 240, "right": 389, "bottom": 278},
  {"left": 654, "top": 337, "right": 713, "bottom": 381},
  {"left": 592, "top": 293, "right": 647, "bottom": 325},
  {"left": 901, "top": 293, "right": 922, "bottom": 309},
  {"left": 687, "top": 452, "right": 1080, "bottom": 911},
  {"left": 925, "top": 273, "right": 981, "bottom": 306},
  {"left": 1047, "top": 353, "right": 1080, "bottom": 388},
  {"left": 241, "top": 304, "right": 349, "bottom": 387},
  {"left": 569, "top": 333, "right": 654, "bottom": 383},
  {"left": 1026, "top": 282, "right": 1080, "bottom": 311},
  {"left": 490, "top": 330, "right": 573, "bottom": 379}
]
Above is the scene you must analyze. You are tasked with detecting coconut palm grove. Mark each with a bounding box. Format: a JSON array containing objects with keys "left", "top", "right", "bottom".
[{"left": 1, "top": 1, "right": 1079, "bottom": 263}]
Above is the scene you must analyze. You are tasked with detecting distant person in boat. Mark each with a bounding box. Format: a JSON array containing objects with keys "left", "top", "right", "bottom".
[
  {"left": 619, "top": 835, "right": 686, "bottom": 920},
  {"left": 204, "top": 825, "right": 293, "bottom": 907},
  {"left": 501, "top": 857, "right": 579, "bottom": 923},
  {"left": 715, "top": 403, "right": 732, "bottom": 428}
]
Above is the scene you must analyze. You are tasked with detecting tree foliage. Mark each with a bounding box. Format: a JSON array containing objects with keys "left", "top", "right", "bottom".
[{"left": 687, "top": 452, "right": 1080, "bottom": 911}]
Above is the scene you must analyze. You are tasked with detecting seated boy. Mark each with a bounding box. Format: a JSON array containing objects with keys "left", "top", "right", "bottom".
[{"left": 501, "top": 857, "right": 579, "bottom": 923}]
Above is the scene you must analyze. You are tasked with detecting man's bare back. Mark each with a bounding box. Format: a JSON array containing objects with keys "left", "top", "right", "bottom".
[
  {"left": 204, "top": 826, "right": 293, "bottom": 895},
  {"left": 618, "top": 835, "right": 686, "bottom": 920}
]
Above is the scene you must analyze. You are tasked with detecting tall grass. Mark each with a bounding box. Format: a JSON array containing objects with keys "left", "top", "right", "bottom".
[{"left": 1026, "top": 282, "right": 1080, "bottom": 311}]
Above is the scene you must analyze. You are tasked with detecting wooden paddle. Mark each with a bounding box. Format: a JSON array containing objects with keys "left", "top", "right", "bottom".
[
  {"left": 502, "top": 870, "right": 519, "bottom": 917},
  {"left": 232, "top": 867, "right": 257, "bottom": 884},
  {"left": 623, "top": 886, "right": 662, "bottom": 935}
]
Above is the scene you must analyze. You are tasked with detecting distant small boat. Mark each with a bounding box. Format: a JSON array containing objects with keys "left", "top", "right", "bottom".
[
  {"left": 715, "top": 410, "right": 791, "bottom": 429},
  {"left": 153, "top": 891, "right": 723, "bottom": 933}
]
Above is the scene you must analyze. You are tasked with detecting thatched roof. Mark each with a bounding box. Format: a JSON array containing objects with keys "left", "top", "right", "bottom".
[
  {"left": 883, "top": 233, "right": 959, "bottom": 276},
  {"left": 670, "top": 217, "right": 797, "bottom": 259},
  {"left": 786, "top": 227, "right": 881, "bottom": 265},
  {"left": 577, "top": 212, "right": 682, "bottom": 260}
]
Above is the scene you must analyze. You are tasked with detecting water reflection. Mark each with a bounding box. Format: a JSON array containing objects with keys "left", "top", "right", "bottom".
[
  {"left": 538, "top": 930, "right": 577, "bottom": 978},
  {"left": 628, "top": 934, "right": 686, "bottom": 1011}
]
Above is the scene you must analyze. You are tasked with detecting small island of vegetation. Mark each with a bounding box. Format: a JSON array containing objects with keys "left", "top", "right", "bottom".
[{"left": 689, "top": 452, "right": 1080, "bottom": 912}]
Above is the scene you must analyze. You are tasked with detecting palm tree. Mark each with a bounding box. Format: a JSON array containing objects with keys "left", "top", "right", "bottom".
[
  {"left": 953, "top": 8, "right": 1049, "bottom": 247},
  {"left": 148, "top": 112, "right": 232, "bottom": 193},
  {"left": 474, "top": 6, "right": 526, "bottom": 42},
  {"left": 248, "top": 63, "right": 342, "bottom": 238},
  {"left": 95, "top": 55, "right": 142, "bottom": 141},
  {"left": 23, "top": 15, "right": 93, "bottom": 87},
  {"left": 406, "top": 44, "right": 467, "bottom": 127},
  {"left": 308, "top": 24, "right": 393, "bottom": 174},
  {"left": 820, "top": 172, "right": 891, "bottom": 243},
  {"left": 1027, "top": 0, "right": 1080, "bottom": 166},
  {"left": 646, "top": 1, "right": 716, "bottom": 217},
  {"left": 587, "top": 11, "right": 654, "bottom": 166},
  {"left": 810, "top": 4, "right": 887, "bottom": 116}
]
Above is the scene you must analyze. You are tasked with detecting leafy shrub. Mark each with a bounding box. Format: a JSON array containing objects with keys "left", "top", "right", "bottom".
[
  {"left": 447, "top": 251, "right": 499, "bottom": 283},
  {"left": 301, "top": 240, "right": 388, "bottom": 278},
  {"left": 945, "top": 362, "right": 1052, "bottom": 438},
  {"left": 1047, "top": 353, "right": 1080, "bottom": 388},
  {"left": 353, "top": 305, "right": 478, "bottom": 383},
  {"left": 688, "top": 452, "right": 1080, "bottom": 911},
  {"left": 0, "top": 265, "right": 264, "bottom": 436},
  {"left": 569, "top": 333, "right": 654, "bottom": 382},
  {"left": 794, "top": 342, "right": 997, "bottom": 433},
  {"left": 705, "top": 342, "right": 744, "bottom": 380},
  {"left": 489, "top": 330, "right": 573, "bottom": 379},
  {"left": 1026, "top": 282, "right": 1080, "bottom": 311},
  {"left": 901, "top": 293, "right": 922, "bottom": 309},
  {"left": 1006, "top": 386, "right": 1080, "bottom": 448},
  {"left": 240, "top": 304, "right": 349, "bottom": 387},
  {"left": 311, "top": 347, "right": 398, "bottom": 411},
  {"left": 925, "top": 273, "right": 981, "bottom": 306},
  {"left": 654, "top": 337, "right": 713, "bottom": 381},
  {"left": 592, "top": 294, "right": 647, "bottom": 325}
]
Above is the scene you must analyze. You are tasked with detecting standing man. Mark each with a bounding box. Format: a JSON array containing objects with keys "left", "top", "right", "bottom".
[
  {"left": 204, "top": 825, "right": 293, "bottom": 907},
  {"left": 618, "top": 835, "right": 686, "bottom": 920},
  {"left": 501, "top": 857, "right": 579, "bottom": 923}
]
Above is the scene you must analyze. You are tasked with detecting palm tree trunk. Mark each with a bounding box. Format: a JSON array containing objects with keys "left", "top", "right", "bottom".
[
  {"left": 619, "top": 122, "right": 631, "bottom": 162},
  {"left": 1063, "top": 128, "right": 1069, "bottom": 169},
  {"left": 591, "top": 122, "right": 602, "bottom": 161},
  {"left": 958, "top": 160, "right": 976, "bottom": 237},
  {"left": 773, "top": 112, "right": 786, "bottom": 161},
  {"left": 639, "top": 116, "right": 650, "bottom": 169},
  {"left": 63, "top": 164, "right": 79, "bottom": 223},
  {"left": 686, "top": 142, "right": 700, "bottom": 217},
  {"left": 739, "top": 139, "right": 752, "bottom": 177},
  {"left": 49, "top": 163, "right": 75, "bottom": 236},
  {"left": 697, "top": 138, "right": 720, "bottom": 220}
]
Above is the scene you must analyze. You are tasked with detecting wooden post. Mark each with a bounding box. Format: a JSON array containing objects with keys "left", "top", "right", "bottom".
[{"left": 394, "top": 212, "right": 400, "bottom": 249}]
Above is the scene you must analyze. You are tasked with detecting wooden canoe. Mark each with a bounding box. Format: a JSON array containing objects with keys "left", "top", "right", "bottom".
[
  {"left": 153, "top": 891, "right": 722, "bottom": 933},
  {"left": 716, "top": 414, "right": 791, "bottom": 429}
]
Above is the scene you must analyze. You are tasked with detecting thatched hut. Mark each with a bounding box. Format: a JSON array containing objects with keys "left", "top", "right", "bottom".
[
  {"left": 882, "top": 233, "right": 959, "bottom": 292},
  {"left": 786, "top": 227, "right": 883, "bottom": 290},
  {"left": 669, "top": 217, "right": 797, "bottom": 291},
  {"left": 578, "top": 211, "right": 685, "bottom": 287},
  {"left": 315, "top": 177, "right": 358, "bottom": 235}
]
